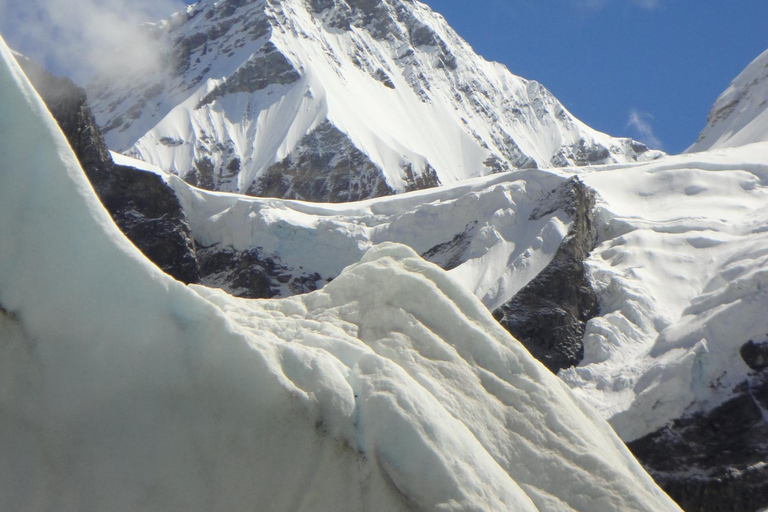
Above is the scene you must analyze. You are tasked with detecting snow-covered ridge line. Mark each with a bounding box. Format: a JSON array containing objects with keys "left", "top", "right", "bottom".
[
  {"left": 116, "top": 149, "right": 576, "bottom": 309},
  {"left": 0, "top": 35, "right": 681, "bottom": 512},
  {"left": 689, "top": 48, "right": 768, "bottom": 152},
  {"left": 90, "top": 0, "right": 659, "bottom": 202}
]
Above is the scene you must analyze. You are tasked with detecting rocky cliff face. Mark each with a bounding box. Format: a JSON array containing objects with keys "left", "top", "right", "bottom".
[
  {"left": 493, "top": 177, "right": 599, "bottom": 373},
  {"left": 629, "top": 343, "right": 768, "bottom": 512},
  {"left": 88, "top": 0, "right": 659, "bottom": 203},
  {"left": 18, "top": 56, "right": 199, "bottom": 284}
]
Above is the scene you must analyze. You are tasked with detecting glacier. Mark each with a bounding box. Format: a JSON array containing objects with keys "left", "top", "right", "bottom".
[{"left": 0, "top": 36, "right": 682, "bottom": 512}]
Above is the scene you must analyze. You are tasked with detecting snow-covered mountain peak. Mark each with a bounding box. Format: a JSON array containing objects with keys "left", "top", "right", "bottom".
[
  {"left": 89, "top": 0, "right": 659, "bottom": 202},
  {"left": 689, "top": 48, "right": 768, "bottom": 152}
]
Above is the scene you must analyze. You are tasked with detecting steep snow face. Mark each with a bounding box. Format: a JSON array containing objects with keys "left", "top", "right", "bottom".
[
  {"left": 559, "top": 143, "right": 768, "bottom": 441},
  {"left": 0, "top": 37, "right": 681, "bottom": 512},
  {"left": 89, "top": 0, "right": 658, "bottom": 201},
  {"left": 689, "top": 48, "right": 768, "bottom": 152}
]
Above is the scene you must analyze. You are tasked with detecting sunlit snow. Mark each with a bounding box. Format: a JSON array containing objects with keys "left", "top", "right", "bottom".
[{"left": 0, "top": 37, "right": 681, "bottom": 512}]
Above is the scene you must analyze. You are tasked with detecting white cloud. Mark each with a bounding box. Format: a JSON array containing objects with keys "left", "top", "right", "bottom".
[
  {"left": 0, "top": 0, "right": 185, "bottom": 83},
  {"left": 571, "top": 0, "right": 664, "bottom": 11},
  {"left": 627, "top": 109, "right": 663, "bottom": 149}
]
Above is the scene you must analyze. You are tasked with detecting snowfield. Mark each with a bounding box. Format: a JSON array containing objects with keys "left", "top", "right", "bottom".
[
  {"left": 0, "top": 37, "right": 681, "bottom": 512},
  {"left": 563, "top": 143, "right": 768, "bottom": 441},
  {"left": 115, "top": 130, "right": 768, "bottom": 445}
]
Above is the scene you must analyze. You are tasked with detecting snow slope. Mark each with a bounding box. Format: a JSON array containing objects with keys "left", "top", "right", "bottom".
[
  {"left": 115, "top": 91, "right": 768, "bottom": 447},
  {"left": 688, "top": 48, "right": 768, "bottom": 152},
  {"left": 0, "top": 37, "right": 680, "bottom": 512},
  {"left": 90, "top": 0, "right": 658, "bottom": 201},
  {"left": 120, "top": 135, "right": 768, "bottom": 446},
  {"left": 559, "top": 143, "right": 768, "bottom": 441}
]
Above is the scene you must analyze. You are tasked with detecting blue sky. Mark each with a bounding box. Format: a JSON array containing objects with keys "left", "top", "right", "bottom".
[{"left": 421, "top": 0, "right": 768, "bottom": 153}]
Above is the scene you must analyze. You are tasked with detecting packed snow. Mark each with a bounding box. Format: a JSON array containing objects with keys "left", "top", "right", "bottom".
[
  {"left": 113, "top": 104, "right": 768, "bottom": 447},
  {"left": 0, "top": 37, "right": 681, "bottom": 511},
  {"left": 560, "top": 143, "right": 768, "bottom": 440},
  {"left": 115, "top": 124, "right": 768, "bottom": 444}
]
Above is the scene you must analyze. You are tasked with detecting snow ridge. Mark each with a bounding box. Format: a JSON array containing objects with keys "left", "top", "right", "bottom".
[{"left": 689, "top": 48, "right": 768, "bottom": 152}]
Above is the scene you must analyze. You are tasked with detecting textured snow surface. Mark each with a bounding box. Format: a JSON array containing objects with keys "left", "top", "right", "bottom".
[
  {"left": 689, "top": 48, "right": 768, "bottom": 152},
  {"left": 115, "top": 138, "right": 768, "bottom": 445},
  {"left": 91, "top": 0, "right": 658, "bottom": 197},
  {"left": 560, "top": 143, "right": 768, "bottom": 441},
  {"left": 0, "top": 38, "right": 680, "bottom": 512},
  {"left": 169, "top": 165, "right": 571, "bottom": 308}
]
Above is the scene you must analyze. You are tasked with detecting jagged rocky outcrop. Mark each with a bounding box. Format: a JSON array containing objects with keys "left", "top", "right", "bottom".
[
  {"left": 492, "top": 177, "right": 599, "bottom": 373},
  {"left": 197, "top": 245, "right": 325, "bottom": 298},
  {"left": 628, "top": 341, "right": 768, "bottom": 512},
  {"left": 421, "top": 220, "right": 478, "bottom": 271},
  {"left": 247, "top": 121, "right": 396, "bottom": 202}
]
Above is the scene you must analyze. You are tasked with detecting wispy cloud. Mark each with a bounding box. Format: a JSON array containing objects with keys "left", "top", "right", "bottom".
[
  {"left": 627, "top": 109, "right": 663, "bottom": 149},
  {"left": 571, "top": 0, "right": 665, "bottom": 11},
  {"left": 0, "top": 0, "right": 185, "bottom": 83}
]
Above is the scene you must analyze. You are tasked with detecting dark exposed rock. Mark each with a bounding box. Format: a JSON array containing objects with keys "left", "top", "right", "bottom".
[
  {"left": 248, "top": 121, "right": 395, "bottom": 202},
  {"left": 17, "top": 56, "right": 200, "bottom": 284},
  {"left": 403, "top": 163, "right": 441, "bottom": 193},
  {"left": 493, "top": 177, "right": 599, "bottom": 373},
  {"left": 483, "top": 155, "right": 510, "bottom": 174},
  {"left": 19, "top": 55, "right": 324, "bottom": 298},
  {"left": 631, "top": 141, "right": 650, "bottom": 154},
  {"left": 421, "top": 221, "right": 478, "bottom": 271},
  {"left": 102, "top": 166, "right": 201, "bottom": 284},
  {"left": 197, "top": 42, "right": 300, "bottom": 107},
  {"left": 498, "top": 133, "right": 538, "bottom": 170},
  {"left": 373, "top": 68, "right": 396, "bottom": 89},
  {"left": 174, "top": 11, "right": 269, "bottom": 75},
  {"left": 17, "top": 58, "right": 113, "bottom": 185},
  {"left": 741, "top": 339, "right": 768, "bottom": 372},
  {"left": 551, "top": 138, "right": 612, "bottom": 167},
  {"left": 346, "top": 0, "right": 398, "bottom": 39},
  {"left": 185, "top": 156, "right": 217, "bottom": 191},
  {"left": 628, "top": 375, "right": 768, "bottom": 512},
  {"left": 197, "top": 245, "right": 324, "bottom": 299}
]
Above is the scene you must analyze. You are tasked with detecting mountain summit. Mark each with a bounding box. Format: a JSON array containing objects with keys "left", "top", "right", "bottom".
[{"left": 89, "top": 0, "right": 658, "bottom": 202}]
